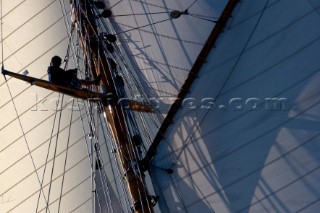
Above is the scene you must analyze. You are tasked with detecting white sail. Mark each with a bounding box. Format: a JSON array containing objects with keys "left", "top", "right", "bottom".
[
  {"left": 151, "top": 0, "right": 320, "bottom": 212},
  {"left": 105, "top": 0, "right": 228, "bottom": 118},
  {"left": 2, "top": 0, "right": 320, "bottom": 213},
  {"left": 0, "top": 0, "right": 114, "bottom": 212}
]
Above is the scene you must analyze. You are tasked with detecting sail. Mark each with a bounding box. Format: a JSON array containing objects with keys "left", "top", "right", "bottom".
[
  {"left": 105, "top": 0, "right": 228, "bottom": 118},
  {"left": 2, "top": 0, "right": 320, "bottom": 213},
  {"left": 0, "top": 0, "right": 120, "bottom": 212},
  {"left": 150, "top": 0, "right": 320, "bottom": 212}
]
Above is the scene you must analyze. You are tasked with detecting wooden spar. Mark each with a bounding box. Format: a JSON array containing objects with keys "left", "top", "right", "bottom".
[
  {"left": 72, "top": 1, "right": 154, "bottom": 212},
  {"left": 1, "top": 69, "right": 108, "bottom": 100},
  {"left": 142, "top": 0, "right": 240, "bottom": 166},
  {"left": 1, "top": 69, "right": 153, "bottom": 112}
]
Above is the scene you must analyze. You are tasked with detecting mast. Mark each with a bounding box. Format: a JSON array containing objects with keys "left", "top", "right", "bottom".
[{"left": 71, "top": 0, "right": 154, "bottom": 212}]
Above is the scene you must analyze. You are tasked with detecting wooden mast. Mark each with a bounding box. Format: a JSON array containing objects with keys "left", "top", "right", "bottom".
[{"left": 71, "top": 1, "right": 154, "bottom": 212}]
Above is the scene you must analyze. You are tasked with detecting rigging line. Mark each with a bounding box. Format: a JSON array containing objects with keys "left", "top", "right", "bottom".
[
  {"left": 1, "top": 136, "right": 86, "bottom": 211},
  {"left": 89, "top": 109, "right": 116, "bottom": 211},
  {"left": 216, "top": 0, "right": 270, "bottom": 101},
  {"left": 150, "top": 174, "right": 171, "bottom": 212},
  {"left": 295, "top": 197, "right": 320, "bottom": 213},
  {"left": 227, "top": 0, "right": 281, "bottom": 30},
  {"left": 190, "top": 11, "right": 320, "bottom": 99},
  {"left": 98, "top": 113, "right": 131, "bottom": 211},
  {"left": 0, "top": 15, "right": 65, "bottom": 73},
  {"left": 57, "top": 99, "right": 75, "bottom": 213},
  {"left": 69, "top": 196, "right": 94, "bottom": 213},
  {"left": 307, "top": 0, "right": 320, "bottom": 17},
  {"left": 132, "top": 0, "right": 174, "bottom": 11},
  {"left": 2, "top": 76, "right": 51, "bottom": 212},
  {"left": 116, "top": 21, "right": 203, "bottom": 45},
  {"left": 45, "top": 39, "right": 72, "bottom": 212},
  {"left": 160, "top": 1, "right": 275, "bottom": 204},
  {"left": 1, "top": 0, "right": 3, "bottom": 65},
  {"left": 36, "top": 35, "right": 73, "bottom": 211},
  {"left": 0, "top": 135, "right": 86, "bottom": 196},
  {"left": 98, "top": 112, "right": 132, "bottom": 209},
  {"left": 202, "top": 123, "right": 320, "bottom": 211},
  {"left": 81, "top": 101, "right": 116, "bottom": 212},
  {"left": 114, "top": 17, "right": 172, "bottom": 35},
  {"left": 107, "top": 0, "right": 123, "bottom": 10},
  {"left": 186, "top": 0, "right": 199, "bottom": 10},
  {"left": 235, "top": 165, "right": 320, "bottom": 213},
  {"left": 2, "top": 0, "right": 56, "bottom": 42},
  {"left": 0, "top": 36, "right": 68, "bottom": 88},
  {"left": 165, "top": 91, "right": 320, "bottom": 210},
  {"left": 73, "top": 45, "right": 115, "bottom": 210},
  {"left": 109, "top": 52, "right": 162, "bottom": 129},
  {"left": 188, "top": 12, "right": 219, "bottom": 20},
  {"left": 0, "top": 93, "right": 76, "bottom": 154},
  {"left": 112, "top": 11, "right": 169, "bottom": 17},
  {"left": 95, "top": 148, "right": 115, "bottom": 212},
  {"left": 0, "top": 0, "right": 27, "bottom": 19},
  {"left": 58, "top": 0, "right": 79, "bottom": 63},
  {"left": 45, "top": 94, "right": 65, "bottom": 213},
  {"left": 38, "top": 175, "right": 92, "bottom": 213},
  {"left": 124, "top": 0, "right": 167, "bottom": 99},
  {"left": 35, "top": 94, "right": 62, "bottom": 213},
  {"left": 169, "top": 70, "right": 320, "bottom": 175},
  {"left": 8, "top": 152, "right": 89, "bottom": 213},
  {"left": 117, "top": 111, "right": 153, "bottom": 210},
  {"left": 85, "top": 5, "right": 152, "bottom": 209},
  {"left": 188, "top": 13, "right": 218, "bottom": 23},
  {"left": 174, "top": 0, "right": 270, "bottom": 163},
  {"left": 87, "top": 103, "right": 99, "bottom": 213}
]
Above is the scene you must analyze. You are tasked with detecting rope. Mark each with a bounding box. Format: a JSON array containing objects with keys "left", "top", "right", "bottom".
[
  {"left": 112, "top": 11, "right": 169, "bottom": 17},
  {"left": 45, "top": 94, "right": 65, "bottom": 213},
  {"left": 45, "top": 27, "right": 74, "bottom": 210},
  {"left": 186, "top": 0, "right": 199, "bottom": 10},
  {"left": 73, "top": 0, "right": 164, "bottom": 210},
  {"left": 173, "top": 0, "right": 270, "bottom": 163},
  {"left": 141, "top": 1, "right": 270, "bottom": 210},
  {"left": 2, "top": 76, "right": 51, "bottom": 212},
  {"left": 1, "top": 0, "right": 4, "bottom": 65},
  {"left": 188, "top": 13, "right": 217, "bottom": 23},
  {"left": 35, "top": 94, "right": 61, "bottom": 212},
  {"left": 69, "top": 25, "right": 121, "bottom": 210},
  {"left": 57, "top": 100, "right": 75, "bottom": 212},
  {"left": 107, "top": 0, "right": 123, "bottom": 10},
  {"left": 114, "top": 17, "right": 172, "bottom": 35}
]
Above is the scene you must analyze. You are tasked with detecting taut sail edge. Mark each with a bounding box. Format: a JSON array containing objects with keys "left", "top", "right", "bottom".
[{"left": 142, "top": 0, "right": 240, "bottom": 166}]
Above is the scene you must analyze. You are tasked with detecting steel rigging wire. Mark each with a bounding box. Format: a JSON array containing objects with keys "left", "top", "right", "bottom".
[
  {"left": 76, "top": 3, "right": 144, "bottom": 208},
  {"left": 36, "top": 38, "right": 75, "bottom": 212},
  {"left": 1, "top": 0, "right": 3, "bottom": 65},
  {"left": 172, "top": 0, "right": 271, "bottom": 163},
  {"left": 1, "top": 1, "right": 52, "bottom": 212},
  {"left": 75, "top": 0, "right": 223, "bottom": 211},
  {"left": 71, "top": 2, "right": 121, "bottom": 210},
  {"left": 35, "top": 92, "right": 62, "bottom": 212},
  {"left": 45, "top": 33, "right": 75, "bottom": 212},
  {"left": 149, "top": 1, "right": 270, "bottom": 210},
  {"left": 68, "top": 7, "right": 126, "bottom": 211},
  {"left": 57, "top": 99, "right": 75, "bottom": 213},
  {"left": 152, "top": 0, "right": 320, "bottom": 211}
]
